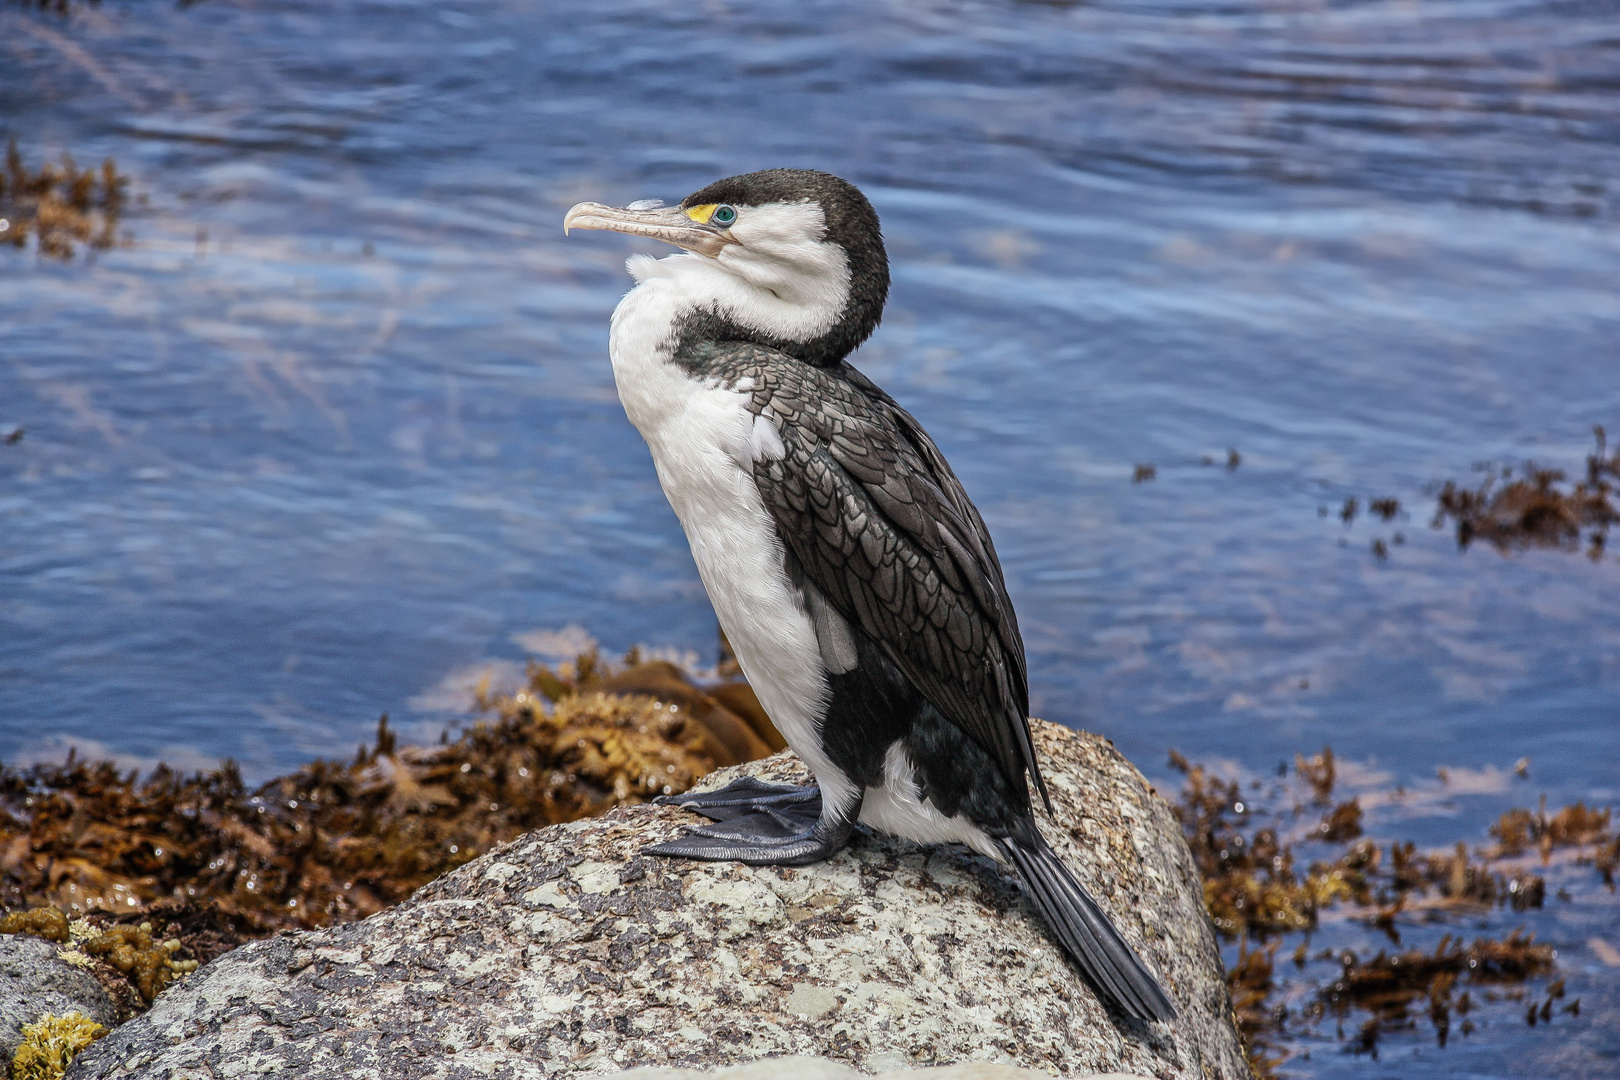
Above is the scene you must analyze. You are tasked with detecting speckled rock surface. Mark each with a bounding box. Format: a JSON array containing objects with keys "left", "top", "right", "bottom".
[
  {"left": 69, "top": 723, "right": 1248, "bottom": 1080},
  {"left": 605, "top": 1058, "right": 1154, "bottom": 1080},
  {"left": 1, "top": 934, "right": 117, "bottom": 1059}
]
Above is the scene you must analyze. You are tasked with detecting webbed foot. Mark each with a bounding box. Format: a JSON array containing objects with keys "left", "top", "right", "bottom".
[
  {"left": 654, "top": 776, "right": 822, "bottom": 824},
  {"left": 644, "top": 778, "right": 853, "bottom": 866}
]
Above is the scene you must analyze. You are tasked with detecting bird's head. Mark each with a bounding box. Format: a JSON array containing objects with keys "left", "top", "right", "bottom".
[{"left": 565, "top": 169, "right": 889, "bottom": 367}]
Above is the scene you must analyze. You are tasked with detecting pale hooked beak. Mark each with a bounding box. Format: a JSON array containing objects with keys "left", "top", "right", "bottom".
[{"left": 563, "top": 201, "right": 735, "bottom": 258}]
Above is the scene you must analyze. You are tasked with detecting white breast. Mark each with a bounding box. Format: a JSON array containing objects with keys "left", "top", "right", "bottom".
[
  {"left": 605, "top": 252, "right": 992, "bottom": 853},
  {"left": 608, "top": 254, "right": 859, "bottom": 815}
]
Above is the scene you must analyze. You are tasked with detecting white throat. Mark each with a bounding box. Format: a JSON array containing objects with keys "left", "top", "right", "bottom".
[{"left": 618, "top": 199, "right": 851, "bottom": 351}]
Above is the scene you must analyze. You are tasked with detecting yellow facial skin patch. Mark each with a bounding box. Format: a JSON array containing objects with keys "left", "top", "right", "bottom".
[{"left": 684, "top": 204, "right": 719, "bottom": 224}]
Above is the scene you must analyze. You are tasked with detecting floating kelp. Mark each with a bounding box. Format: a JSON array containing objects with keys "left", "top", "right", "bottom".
[
  {"left": 1368, "top": 498, "right": 1401, "bottom": 522},
  {"left": 1491, "top": 799, "right": 1611, "bottom": 858},
  {"left": 1433, "top": 426, "right": 1620, "bottom": 559},
  {"left": 1169, "top": 746, "right": 1615, "bottom": 1075},
  {"left": 0, "top": 647, "right": 774, "bottom": 936},
  {"left": 1168, "top": 750, "right": 1362, "bottom": 940},
  {"left": 1319, "top": 497, "right": 1406, "bottom": 562},
  {"left": 0, "top": 140, "right": 128, "bottom": 260},
  {"left": 1312, "top": 931, "right": 1557, "bottom": 1055}
]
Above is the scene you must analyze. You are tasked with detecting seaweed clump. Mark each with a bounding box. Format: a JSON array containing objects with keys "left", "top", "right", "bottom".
[
  {"left": 0, "top": 904, "right": 69, "bottom": 941},
  {"left": 1167, "top": 746, "right": 1614, "bottom": 1076},
  {"left": 0, "top": 140, "right": 128, "bottom": 260},
  {"left": 1434, "top": 426, "right": 1620, "bottom": 559},
  {"left": 1314, "top": 931, "right": 1558, "bottom": 1057},
  {"left": 77, "top": 921, "right": 200, "bottom": 1004},
  {"left": 0, "top": 905, "right": 211, "bottom": 1016},
  {"left": 10, "top": 1012, "right": 106, "bottom": 1080},
  {"left": 1168, "top": 749, "right": 1360, "bottom": 941},
  {"left": 0, "top": 647, "right": 777, "bottom": 935},
  {"left": 1225, "top": 939, "right": 1285, "bottom": 1077},
  {"left": 1491, "top": 800, "right": 1610, "bottom": 859}
]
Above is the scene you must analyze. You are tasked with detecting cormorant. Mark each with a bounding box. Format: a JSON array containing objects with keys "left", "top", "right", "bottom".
[{"left": 564, "top": 169, "right": 1176, "bottom": 1024}]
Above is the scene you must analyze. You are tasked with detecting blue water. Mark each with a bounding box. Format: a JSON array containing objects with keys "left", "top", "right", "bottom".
[{"left": 2, "top": 0, "right": 1617, "bottom": 1072}]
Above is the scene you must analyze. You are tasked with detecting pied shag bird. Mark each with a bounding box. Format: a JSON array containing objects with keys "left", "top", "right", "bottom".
[{"left": 564, "top": 169, "right": 1176, "bottom": 1024}]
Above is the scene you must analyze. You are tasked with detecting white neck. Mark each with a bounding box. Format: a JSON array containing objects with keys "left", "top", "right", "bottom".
[
  {"left": 605, "top": 250, "right": 837, "bottom": 437},
  {"left": 628, "top": 245, "right": 848, "bottom": 342}
]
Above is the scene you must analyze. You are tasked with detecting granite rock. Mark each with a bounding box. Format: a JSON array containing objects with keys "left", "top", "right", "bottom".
[
  {"left": 603, "top": 1058, "right": 1152, "bottom": 1080},
  {"left": 69, "top": 723, "right": 1248, "bottom": 1080},
  {"left": 1, "top": 933, "right": 117, "bottom": 1059}
]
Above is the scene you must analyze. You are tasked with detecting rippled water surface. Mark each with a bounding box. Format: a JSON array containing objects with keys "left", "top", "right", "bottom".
[{"left": 2, "top": 0, "right": 1618, "bottom": 1072}]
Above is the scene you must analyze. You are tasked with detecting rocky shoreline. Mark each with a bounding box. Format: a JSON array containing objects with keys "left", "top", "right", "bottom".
[
  {"left": 62, "top": 723, "right": 1250, "bottom": 1080},
  {"left": 5, "top": 647, "right": 1608, "bottom": 1079}
]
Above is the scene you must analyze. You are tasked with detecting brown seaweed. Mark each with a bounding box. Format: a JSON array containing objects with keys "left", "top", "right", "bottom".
[
  {"left": 1167, "top": 750, "right": 1359, "bottom": 941},
  {"left": 1314, "top": 931, "right": 1558, "bottom": 1053},
  {"left": 1317, "top": 798, "right": 1363, "bottom": 842},
  {"left": 1167, "top": 747, "right": 1613, "bottom": 1075},
  {"left": 0, "top": 646, "right": 773, "bottom": 934},
  {"left": 0, "top": 904, "right": 68, "bottom": 941},
  {"left": 1295, "top": 747, "right": 1335, "bottom": 806},
  {"left": 1368, "top": 498, "right": 1401, "bottom": 522},
  {"left": 1, "top": 657, "right": 1609, "bottom": 1080},
  {"left": 0, "top": 140, "right": 128, "bottom": 260},
  {"left": 1228, "top": 939, "right": 1284, "bottom": 1078},
  {"left": 1433, "top": 426, "right": 1620, "bottom": 558},
  {"left": 1491, "top": 799, "right": 1610, "bottom": 858}
]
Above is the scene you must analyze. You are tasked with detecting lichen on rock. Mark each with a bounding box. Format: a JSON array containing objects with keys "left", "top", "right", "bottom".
[
  {"left": 0, "top": 936, "right": 116, "bottom": 1063},
  {"left": 599, "top": 1059, "right": 1154, "bottom": 1080},
  {"left": 67, "top": 723, "right": 1248, "bottom": 1080}
]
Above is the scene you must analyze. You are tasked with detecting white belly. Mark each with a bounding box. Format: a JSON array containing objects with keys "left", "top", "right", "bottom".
[{"left": 859, "top": 745, "right": 1000, "bottom": 860}]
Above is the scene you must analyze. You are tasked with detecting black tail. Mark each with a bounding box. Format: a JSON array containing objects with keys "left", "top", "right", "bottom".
[{"left": 1001, "top": 833, "right": 1178, "bottom": 1023}]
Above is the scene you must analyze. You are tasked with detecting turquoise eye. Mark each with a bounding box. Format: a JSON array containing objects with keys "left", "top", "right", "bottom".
[{"left": 712, "top": 204, "right": 737, "bottom": 226}]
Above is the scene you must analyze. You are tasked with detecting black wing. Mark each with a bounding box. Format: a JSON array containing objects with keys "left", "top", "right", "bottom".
[{"left": 702, "top": 341, "right": 1047, "bottom": 810}]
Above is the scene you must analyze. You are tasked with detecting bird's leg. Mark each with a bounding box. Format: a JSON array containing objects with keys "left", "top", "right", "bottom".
[{"left": 643, "top": 778, "right": 860, "bottom": 866}]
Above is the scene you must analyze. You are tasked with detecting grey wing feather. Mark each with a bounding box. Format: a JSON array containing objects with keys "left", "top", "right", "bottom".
[{"left": 703, "top": 342, "right": 1047, "bottom": 809}]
